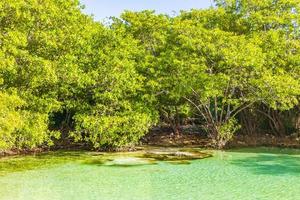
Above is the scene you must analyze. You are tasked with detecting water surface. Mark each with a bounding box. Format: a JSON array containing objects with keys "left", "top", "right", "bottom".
[{"left": 0, "top": 147, "right": 300, "bottom": 200}]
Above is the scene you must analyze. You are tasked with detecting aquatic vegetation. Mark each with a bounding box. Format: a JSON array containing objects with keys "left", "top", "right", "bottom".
[
  {"left": 141, "top": 150, "right": 212, "bottom": 163},
  {"left": 84, "top": 148, "right": 212, "bottom": 167},
  {"left": 0, "top": 148, "right": 212, "bottom": 175},
  {"left": 0, "top": 151, "right": 90, "bottom": 176}
]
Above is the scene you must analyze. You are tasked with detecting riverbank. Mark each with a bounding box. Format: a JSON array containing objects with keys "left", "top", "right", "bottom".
[
  {"left": 1, "top": 129, "right": 300, "bottom": 157},
  {"left": 142, "top": 127, "right": 300, "bottom": 149},
  {"left": 0, "top": 148, "right": 47, "bottom": 157}
]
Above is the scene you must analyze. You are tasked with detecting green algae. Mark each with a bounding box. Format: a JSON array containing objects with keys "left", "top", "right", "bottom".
[
  {"left": 0, "top": 151, "right": 91, "bottom": 176},
  {"left": 82, "top": 148, "right": 211, "bottom": 167},
  {"left": 0, "top": 148, "right": 211, "bottom": 174},
  {"left": 139, "top": 147, "right": 212, "bottom": 165}
]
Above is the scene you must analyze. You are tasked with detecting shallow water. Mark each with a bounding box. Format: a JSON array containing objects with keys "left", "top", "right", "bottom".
[{"left": 0, "top": 147, "right": 300, "bottom": 200}]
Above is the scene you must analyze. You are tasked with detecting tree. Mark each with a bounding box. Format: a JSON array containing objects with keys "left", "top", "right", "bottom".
[
  {"left": 116, "top": 11, "right": 194, "bottom": 136},
  {"left": 1, "top": 0, "right": 299, "bottom": 151},
  {"left": 174, "top": 1, "right": 300, "bottom": 147},
  {"left": 68, "top": 24, "right": 156, "bottom": 150},
  {"left": 0, "top": 0, "right": 90, "bottom": 150}
]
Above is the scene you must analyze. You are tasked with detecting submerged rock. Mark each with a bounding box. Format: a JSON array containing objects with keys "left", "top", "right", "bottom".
[
  {"left": 84, "top": 156, "right": 157, "bottom": 167},
  {"left": 105, "top": 157, "right": 157, "bottom": 166},
  {"left": 83, "top": 148, "right": 212, "bottom": 167},
  {"left": 141, "top": 149, "right": 212, "bottom": 162}
]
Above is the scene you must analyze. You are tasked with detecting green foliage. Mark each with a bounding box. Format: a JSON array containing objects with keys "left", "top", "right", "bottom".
[
  {"left": 73, "top": 113, "right": 152, "bottom": 149},
  {"left": 0, "top": 92, "right": 59, "bottom": 150},
  {"left": 1, "top": 0, "right": 299, "bottom": 151},
  {"left": 60, "top": 23, "right": 158, "bottom": 149},
  {"left": 215, "top": 119, "right": 241, "bottom": 149},
  {"left": 0, "top": 92, "right": 23, "bottom": 149},
  {"left": 0, "top": 0, "right": 90, "bottom": 150}
]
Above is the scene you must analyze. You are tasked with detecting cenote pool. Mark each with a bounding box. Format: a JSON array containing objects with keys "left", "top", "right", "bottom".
[{"left": 0, "top": 147, "right": 300, "bottom": 200}]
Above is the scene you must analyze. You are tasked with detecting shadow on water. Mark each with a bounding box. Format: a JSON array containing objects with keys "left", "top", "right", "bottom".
[
  {"left": 226, "top": 147, "right": 300, "bottom": 155},
  {"left": 229, "top": 153, "right": 300, "bottom": 176}
]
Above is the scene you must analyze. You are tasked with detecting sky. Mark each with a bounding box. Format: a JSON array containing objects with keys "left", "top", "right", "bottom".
[{"left": 80, "top": 0, "right": 212, "bottom": 21}]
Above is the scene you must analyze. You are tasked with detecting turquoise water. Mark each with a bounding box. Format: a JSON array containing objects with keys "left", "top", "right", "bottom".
[{"left": 0, "top": 147, "right": 300, "bottom": 200}]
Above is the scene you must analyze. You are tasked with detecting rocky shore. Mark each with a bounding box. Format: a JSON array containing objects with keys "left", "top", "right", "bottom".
[
  {"left": 1, "top": 127, "right": 300, "bottom": 158},
  {"left": 142, "top": 126, "right": 300, "bottom": 149}
]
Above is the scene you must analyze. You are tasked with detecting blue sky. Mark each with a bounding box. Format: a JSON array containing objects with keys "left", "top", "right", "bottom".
[{"left": 80, "top": 0, "right": 212, "bottom": 21}]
